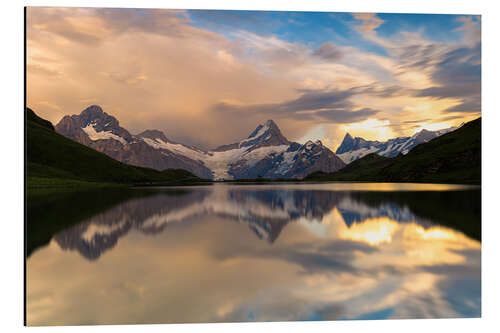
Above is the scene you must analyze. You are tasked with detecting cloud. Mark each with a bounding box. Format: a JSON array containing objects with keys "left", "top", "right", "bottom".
[
  {"left": 231, "top": 30, "right": 310, "bottom": 72},
  {"left": 352, "top": 13, "right": 385, "bottom": 32},
  {"left": 432, "top": 46, "right": 481, "bottom": 85},
  {"left": 357, "top": 83, "right": 406, "bottom": 97},
  {"left": 443, "top": 98, "right": 481, "bottom": 113},
  {"left": 35, "top": 100, "right": 62, "bottom": 111},
  {"left": 283, "top": 89, "right": 356, "bottom": 112},
  {"left": 188, "top": 10, "right": 284, "bottom": 36},
  {"left": 414, "top": 84, "right": 479, "bottom": 99},
  {"left": 312, "top": 42, "right": 343, "bottom": 61},
  {"left": 410, "top": 44, "right": 481, "bottom": 113},
  {"left": 455, "top": 16, "right": 481, "bottom": 47},
  {"left": 314, "top": 108, "right": 380, "bottom": 123},
  {"left": 27, "top": 63, "right": 61, "bottom": 77},
  {"left": 212, "top": 88, "right": 369, "bottom": 122},
  {"left": 349, "top": 17, "right": 481, "bottom": 117},
  {"left": 98, "top": 71, "right": 149, "bottom": 85},
  {"left": 27, "top": 8, "right": 200, "bottom": 45},
  {"left": 26, "top": 8, "right": 480, "bottom": 149}
]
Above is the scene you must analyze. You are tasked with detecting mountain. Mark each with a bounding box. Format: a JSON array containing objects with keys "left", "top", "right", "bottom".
[
  {"left": 214, "top": 120, "right": 291, "bottom": 152},
  {"left": 207, "top": 120, "right": 346, "bottom": 180},
  {"left": 55, "top": 105, "right": 213, "bottom": 179},
  {"left": 56, "top": 107, "right": 346, "bottom": 180},
  {"left": 336, "top": 125, "right": 461, "bottom": 164},
  {"left": 307, "top": 117, "right": 481, "bottom": 184},
  {"left": 26, "top": 107, "right": 201, "bottom": 187}
]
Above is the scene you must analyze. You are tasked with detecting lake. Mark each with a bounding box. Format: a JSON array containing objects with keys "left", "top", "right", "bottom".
[{"left": 26, "top": 183, "right": 481, "bottom": 325}]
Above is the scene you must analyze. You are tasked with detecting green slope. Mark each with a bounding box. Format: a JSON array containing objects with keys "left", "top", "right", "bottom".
[
  {"left": 306, "top": 117, "right": 481, "bottom": 184},
  {"left": 26, "top": 108, "right": 201, "bottom": 187},
  {"left": 27, "top": 107, "right": 55, "bottom": 131}
]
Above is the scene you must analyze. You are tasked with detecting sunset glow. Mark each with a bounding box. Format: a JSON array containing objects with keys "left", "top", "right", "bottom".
[{"left": 26, "top": 8, "right": 481, "bottom": 151}]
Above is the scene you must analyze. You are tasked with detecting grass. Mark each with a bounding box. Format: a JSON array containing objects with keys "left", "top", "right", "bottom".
[{"left": 26, "top": 176, "right": 123, "bottom": 190}]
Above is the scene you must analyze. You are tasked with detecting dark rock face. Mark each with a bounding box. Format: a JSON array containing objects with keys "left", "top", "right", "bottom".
[
  {"left": 240, "top": 119, "right": 291, "bottom": 151},
  {"left": 336, "top": 133, "right": 376, "bottom": 155},
  {"left": 285, "top": 141, "right": 346, "bottom": 179},
  {"left": 136, "top": 129, "right": 171, "bottom": 143},
  {"left": 214, "top": 120, "right": 290, "bottom": 152},
  {"left": 55, "top": 106, "right": 346, "bottom": 180}
]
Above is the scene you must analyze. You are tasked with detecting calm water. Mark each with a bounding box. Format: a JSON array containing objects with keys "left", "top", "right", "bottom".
[{"left": 26, "top": 183, "right": 481, "bottom": 325}]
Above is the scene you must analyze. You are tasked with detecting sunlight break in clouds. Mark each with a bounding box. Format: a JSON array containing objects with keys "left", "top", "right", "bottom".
[{"left": 27, "top": 8, "right": 481, "bottom": 151}]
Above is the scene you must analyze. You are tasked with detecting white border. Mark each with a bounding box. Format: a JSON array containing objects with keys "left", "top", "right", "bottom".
[{"left": 3, "top": 0, "right": 500, "bottom": 332}]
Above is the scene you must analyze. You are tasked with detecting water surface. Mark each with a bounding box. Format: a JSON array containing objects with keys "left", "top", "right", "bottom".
[{"left": 26, "top": 183, "right": 481, "bottom": 325}]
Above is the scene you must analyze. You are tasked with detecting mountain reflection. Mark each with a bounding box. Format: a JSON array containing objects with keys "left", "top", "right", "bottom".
[
  {"left": 46, "top": 185, "right": 480, "bottom": 260},
  {"left": 53, "top": 190, "right": 210, "bottom": 260},
  {"left": 27, "top": 184, "right": 481, "bottom": 325}
]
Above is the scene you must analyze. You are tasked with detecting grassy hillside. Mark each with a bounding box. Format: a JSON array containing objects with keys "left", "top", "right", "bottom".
[
  {"left": 26, "top": 108, "right": 202, "bottom": 188},
  {"left": 307, "top": 117, "right": 481, "bottom": 184},
  {"left": 27, "top": 107, "right": 54, "bottom": 130}
]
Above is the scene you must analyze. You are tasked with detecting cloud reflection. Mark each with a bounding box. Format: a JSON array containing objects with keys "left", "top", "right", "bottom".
[{"left": 27, "top": 185, "right": 480, "bottom": 325}]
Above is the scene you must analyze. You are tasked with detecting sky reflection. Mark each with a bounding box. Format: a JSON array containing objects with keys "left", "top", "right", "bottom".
[{"left": 26, "top": 184, "right": 481, "bottom": 325}]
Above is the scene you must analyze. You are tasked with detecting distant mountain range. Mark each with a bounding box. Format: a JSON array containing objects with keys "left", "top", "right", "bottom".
[
  {"left": 29, "top": 104, "right": 479, "bottom": 184},
  {"left": 308, "top": 117, "right": 481, "bottom": 184},
  {"left": 336, "top": 125, "right": 461, "bottom": 164},
  {"left": 55, "top": 105, "right": 346, "bottom": 179}
]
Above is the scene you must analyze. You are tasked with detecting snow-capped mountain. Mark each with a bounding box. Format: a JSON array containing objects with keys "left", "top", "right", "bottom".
[
  {"left": 207, "top": 120, "right": 345, "bottom": 179},
  {"left": 55, "top": 106, "right": 346, "bottom": 179},
  {"left": 55, "top": 105, "right": 213, "bottom": 178},
  {"left": 336, "top": 125, "right": 461, "bottom": 164}
]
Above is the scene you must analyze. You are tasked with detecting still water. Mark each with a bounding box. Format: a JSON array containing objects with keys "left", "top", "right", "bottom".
[{"left": 26, "top": 183, "right": 481, "bottom": 325}]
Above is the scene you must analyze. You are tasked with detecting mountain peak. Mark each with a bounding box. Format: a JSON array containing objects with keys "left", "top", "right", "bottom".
[
  {"left": 336, "top": 132, "right": 356, "bottom": 154},
  {"left": 248, "top": 120, "right": 279, "bottom": 138},
  {"left": 137, "top": 129, "right": 170, "bottom": 143},
  {"left": 56, "top": 105, "right": 134, "bottom": 144},
  {"left": 302, "top": 139, "right": 323, "bottom": 150},
  {"left": 266, "top": 119, "right": 278, "bottom": 128},
  {"left": 78, "top": 105, "right": 124, "bottom": 132},
  {"left": 237, "top": 120, "right": 290, "bottom": 150},
  {"left": 81, "top": 105, "right": 104, "bottom": 117}
]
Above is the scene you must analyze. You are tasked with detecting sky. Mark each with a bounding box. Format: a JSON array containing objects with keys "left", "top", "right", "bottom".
[
  {"left": 27, "top": 185, "right": 480, "bottom": 324},
  {"left": 26, "top": 7, "right": 481, "bottom": 151}
]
